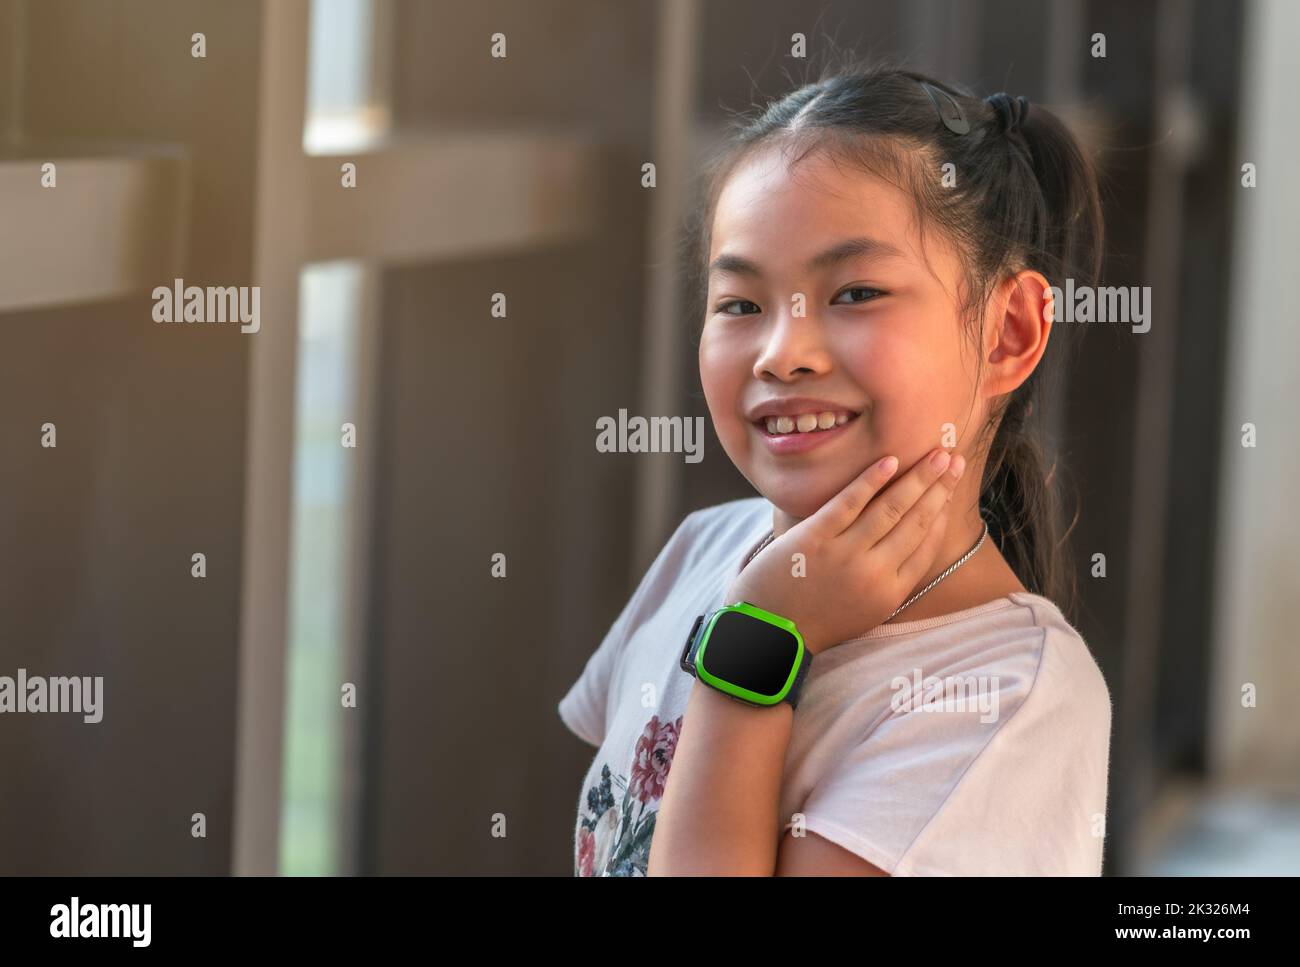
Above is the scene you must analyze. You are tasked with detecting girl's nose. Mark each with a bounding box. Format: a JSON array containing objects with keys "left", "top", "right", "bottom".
[{"left": 752, "top": 305, "right": 833, "bottom": 379}]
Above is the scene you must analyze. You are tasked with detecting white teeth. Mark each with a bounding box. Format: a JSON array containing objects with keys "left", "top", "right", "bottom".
[{"left": 763, "top": 410, "right": 855, "bottom": 435}]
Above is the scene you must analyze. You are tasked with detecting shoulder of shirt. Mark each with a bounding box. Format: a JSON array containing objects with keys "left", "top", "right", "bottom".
[
  {"left": 666, "top": 496, "right": 770, "bottom": 569},
  {"left": 1001, "top": 591, "right": 1114, "bottom": 727},
  {"left": 890, "top": 593, "right": 1112, "bottom": 875},
  {"left": 680, "top": 496, "right": 770, "bottom": 543},
  {"left": 887, "top": 592, "right": 1111, "bottom": 735}
]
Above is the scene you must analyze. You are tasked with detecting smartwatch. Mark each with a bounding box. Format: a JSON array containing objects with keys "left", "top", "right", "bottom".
[{"left": 679, "top": 601, "right": 812, "bottom": 709}]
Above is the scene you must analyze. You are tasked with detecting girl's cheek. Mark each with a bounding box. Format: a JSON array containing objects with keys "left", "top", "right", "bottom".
[
  {"left": 698, "top": 326, "right": 744, "bottom": 388},
  {"left": 839, "top": 341, "right": 936, "bottom": 454},
  {"left": 872, "top": 382, "right": 951, "bottom": 460},
  {"left": 698, "top": 331, "right": 741, "bottom": 428},
  {"left": 843, "top": 331, "right": 926, "bottom": 398}
]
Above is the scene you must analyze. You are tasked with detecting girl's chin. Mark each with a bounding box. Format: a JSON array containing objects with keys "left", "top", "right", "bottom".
[{"left": 753, "top": 479, "right": 847, "bottom": 522}]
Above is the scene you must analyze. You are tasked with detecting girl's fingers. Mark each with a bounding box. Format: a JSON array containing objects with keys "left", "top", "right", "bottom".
[
  {"left": 810, "top": 454, "right": 901, "bottom": 538},
  {"left": 897, "top": 500, "right": 952, "bottom": 587},
  {"left": 876, "top": 453, "right": 966, "bottom": 565},
  {"left": 847, "top": 447, "right": 956, "bottom": 547}
]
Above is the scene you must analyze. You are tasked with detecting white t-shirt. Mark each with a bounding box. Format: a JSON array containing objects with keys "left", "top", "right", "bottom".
[{"left": 558, "top": 496, "right": 1113, "bottom": 876}]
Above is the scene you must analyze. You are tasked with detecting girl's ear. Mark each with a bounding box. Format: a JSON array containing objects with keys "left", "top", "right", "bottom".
[{"left": 982, "top": 269, "right": 1053, "bottom": 399}]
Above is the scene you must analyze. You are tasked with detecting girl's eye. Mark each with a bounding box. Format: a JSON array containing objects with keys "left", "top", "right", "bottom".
[
  {"left": 832, "top": 286, "right": 884, "bottom": 305},
  {"left": 716, "top": 299, "right": 760, "bottom": 316}
]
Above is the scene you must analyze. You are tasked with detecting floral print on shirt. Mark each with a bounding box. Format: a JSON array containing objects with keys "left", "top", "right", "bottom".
[{"left": 576, "top": 712, "right": 684, "bottom": 876}]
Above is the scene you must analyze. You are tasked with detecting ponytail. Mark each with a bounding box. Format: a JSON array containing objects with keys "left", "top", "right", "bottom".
[{"left": 977, "top": 95, "right": 1103, "bottom": 623}]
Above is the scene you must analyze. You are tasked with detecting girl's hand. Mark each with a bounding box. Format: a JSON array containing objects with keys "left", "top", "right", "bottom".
[{"left": 724, "top": 448, "right": 967, "bottom": 655}]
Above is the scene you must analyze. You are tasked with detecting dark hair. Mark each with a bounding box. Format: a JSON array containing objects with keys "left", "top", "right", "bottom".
[{"left": 686, "top": 57, "right": 1104, "bottom": 622}]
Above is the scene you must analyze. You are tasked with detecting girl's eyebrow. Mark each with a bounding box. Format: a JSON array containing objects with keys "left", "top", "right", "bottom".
[{"left": 708, "top": 235, "right": 907, "bottom": 279}]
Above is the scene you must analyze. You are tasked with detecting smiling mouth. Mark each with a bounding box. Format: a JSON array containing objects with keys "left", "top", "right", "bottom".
[{"left": 753, "top": 410, "right": 860, "bottom": 436}]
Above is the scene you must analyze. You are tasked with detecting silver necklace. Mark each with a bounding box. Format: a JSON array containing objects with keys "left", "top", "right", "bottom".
[{"left": 742, "top": 518, "right": 990, "bottom": 623}]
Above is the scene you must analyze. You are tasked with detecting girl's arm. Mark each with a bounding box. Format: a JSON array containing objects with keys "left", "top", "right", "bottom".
[
  {"left": 646, "top": 677, "right": 793, "bottom": 875},
  {"left": 646, "top": 662, "right": 887, "bottom": 876}
]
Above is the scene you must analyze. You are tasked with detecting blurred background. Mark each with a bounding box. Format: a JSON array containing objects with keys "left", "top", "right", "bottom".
[{"left": 1, "top": 0, "right": 1297, "bottom": 876}]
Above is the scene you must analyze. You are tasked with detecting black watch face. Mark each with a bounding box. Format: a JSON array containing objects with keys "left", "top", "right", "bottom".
[{"left": 700, "top": 610, "right": 799, "bottom": 697}]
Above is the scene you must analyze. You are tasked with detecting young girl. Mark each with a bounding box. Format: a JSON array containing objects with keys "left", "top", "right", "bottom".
[{"left": 558, "top": 62, "right": 1112, "bottom": 876}]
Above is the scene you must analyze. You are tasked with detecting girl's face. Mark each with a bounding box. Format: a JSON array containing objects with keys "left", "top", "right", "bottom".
[{"left": 700, "top": 142, "right": 988, "bottom": 522}]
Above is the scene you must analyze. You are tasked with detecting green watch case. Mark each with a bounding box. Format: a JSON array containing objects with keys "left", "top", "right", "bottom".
[{"left": 679, "top": 601, "right": 811, "bottom": 708}]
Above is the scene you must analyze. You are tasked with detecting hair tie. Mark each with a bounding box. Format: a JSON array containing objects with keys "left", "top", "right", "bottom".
[{"left": 985, "top": 92, "right": 1030, "bottom": 134}]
